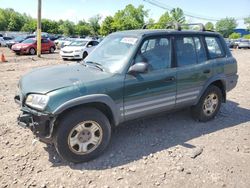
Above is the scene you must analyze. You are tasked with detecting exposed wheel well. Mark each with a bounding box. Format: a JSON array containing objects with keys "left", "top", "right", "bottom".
[
  {"left": 53, "top": 102, "right": 114, "bottom": 137},
  {"left": 210, "top": 80, "right": 226, "bottom": 102}
]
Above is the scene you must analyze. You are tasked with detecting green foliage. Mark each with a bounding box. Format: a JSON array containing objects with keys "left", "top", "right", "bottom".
[
  {"left": 154, "top": 12, "right": 172, "bottom": 29},
  {"left": 0, "top": 8, "right": 26, "bottom": 31},
  {"left": 59, "top": 21, "right": 75, "bottom": 36},
  {"left": 216, "top": 18, "right": 237, "bottom": 38},
  {"left": 243, "top": 34, "right": 250, "bottom": 39},
  {"left": 75, "top": 20, "right": 91, "bottom": 36},
  {"left": 100, "top": 16, "right": 114, "bottom": 36},
  {"left": 170, "top": 8, "right": 185, "bottom": 24},
  {"left": 244, "top": 16, "right": 250, "bottom": 30},
  {"left": 88, "top": 15, "right": 101, "bottom": 35},
  {"left": 205, "top": 22, "right": 214, "bottom": 31},
  {"left": 21, "top": 19, "right": 36, "bottom": 32},
  {"left": 145, "top": 18, "right": 155, "bottom": 29},
  {"left": 42, "top": 19, "right": 60, "bottom": 34},
  {"left": 112, "top": 4, "right": 148, "bottom": 31},
  {"left": 229, "top": 32, "right": 241, "bottom": 39},
  {"left": 153, "top": 8, "right": 186, "bottom": 29}
]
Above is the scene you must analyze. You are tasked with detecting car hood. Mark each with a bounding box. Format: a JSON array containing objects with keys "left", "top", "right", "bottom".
[{"left": 19, "top": 63, "right": 112, "bottom": 95}]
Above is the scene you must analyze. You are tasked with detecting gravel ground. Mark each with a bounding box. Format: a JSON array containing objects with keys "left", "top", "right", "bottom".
[{"left": 0, "top": 47, "right": 250, "bottom": 188}]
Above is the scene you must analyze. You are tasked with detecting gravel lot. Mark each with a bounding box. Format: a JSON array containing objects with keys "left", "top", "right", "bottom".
[{"left": 0, "top": 47, "right": 250, "bottom": 188}]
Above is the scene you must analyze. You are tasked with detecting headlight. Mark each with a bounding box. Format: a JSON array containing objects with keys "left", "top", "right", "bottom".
[
  {"left": 75, "top": 50, "right": 81, "bottom": 52},
  {"left": 25, "top": 94, "right": 49, "bottom": 110}
]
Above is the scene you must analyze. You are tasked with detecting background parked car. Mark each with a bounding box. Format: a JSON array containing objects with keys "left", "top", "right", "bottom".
[
  {"left": 238, "top": 39, "right": 250, "bottom": 49},
  {"left": 6, "top": 35, "right": 36, "bottom": 49},
  {"left": 0, "top": 37, "right": 7, "bottom": 47},
  {"left": 60, "top": 39, "right": 99, "bottom": 60},
  {"left": 54, "top": 37, "right": 75, "bottom": 49},
  {"left": 11, "top": 38, "right": 56, "bottom": 55}
]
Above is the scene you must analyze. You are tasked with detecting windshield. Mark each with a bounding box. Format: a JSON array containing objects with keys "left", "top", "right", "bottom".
[
  {"left": 69, "top": 41, "right": 87, "bottom": 46},
  {"left": 84, "top": 34, "right": 139, "bottom": 73},
  {"left": 22, "top": 38, "right": 35, "bottom": 44},
  {"left": 14, "top": 36, "right": 26, "bottom": 42}
]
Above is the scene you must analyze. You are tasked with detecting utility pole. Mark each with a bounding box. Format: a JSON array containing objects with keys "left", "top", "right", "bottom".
[{"left": 37, "top": 0, "right": 42, "bottom": 57}]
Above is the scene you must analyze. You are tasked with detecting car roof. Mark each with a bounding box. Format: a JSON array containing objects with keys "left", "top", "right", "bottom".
[{"left": 111, "top": 29, "right": 220, "bottom": 37}]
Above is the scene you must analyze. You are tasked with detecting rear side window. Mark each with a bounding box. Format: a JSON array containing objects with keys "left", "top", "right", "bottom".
[
  {"left": 194, "top": 37, "right": 207, "bottom": 63},
  {"left": 175, "top": 36, "right": 196, "bottom": 67},
  {"left": 205, "top": 37, "right": 224, "bottom": 59},
  {"left": 42, "top": 39, "right": 49, "bottom": 43}
]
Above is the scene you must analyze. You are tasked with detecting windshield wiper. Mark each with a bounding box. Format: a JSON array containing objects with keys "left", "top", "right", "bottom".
[{"left": 84, "top": 61, "right": 104, "bottom": 72}]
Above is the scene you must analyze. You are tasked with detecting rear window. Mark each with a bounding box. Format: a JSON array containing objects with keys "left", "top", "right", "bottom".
[{"left": 205, "top": 37, "right": 224, "bottom": 59}]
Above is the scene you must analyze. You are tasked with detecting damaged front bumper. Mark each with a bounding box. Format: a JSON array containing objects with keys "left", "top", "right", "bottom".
[{"left": 15, "top": 96, "right": 56, "bottom": 144}]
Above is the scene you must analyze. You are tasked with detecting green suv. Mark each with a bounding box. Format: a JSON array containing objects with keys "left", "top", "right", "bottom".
[{"left": 15, "top": 24, "right": 238, "bottom": 163}]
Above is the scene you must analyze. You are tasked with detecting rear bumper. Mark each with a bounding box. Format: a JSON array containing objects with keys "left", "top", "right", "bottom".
[{"left": 226, "top": 74, "right": 238, "bottom": 92}]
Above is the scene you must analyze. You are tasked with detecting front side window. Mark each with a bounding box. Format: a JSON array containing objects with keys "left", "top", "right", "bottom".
[
  {"left": 175, "top": 36, "right": 197, "bottom": 67},
  {"left": 135, "top": 37, "right": 171, "bottom": 71},
  {"left": 205, "top": 37, "right": 224, "bottom": 59}
]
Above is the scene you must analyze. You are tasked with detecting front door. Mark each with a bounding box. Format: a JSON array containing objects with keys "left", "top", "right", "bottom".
[{"left": 123, "top": 36, "right": 177, "bottom": 120}]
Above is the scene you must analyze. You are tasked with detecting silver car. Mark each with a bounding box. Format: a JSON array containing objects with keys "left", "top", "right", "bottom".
[{"left": 238, "top": 40, "right": 250, "bottom": 49}]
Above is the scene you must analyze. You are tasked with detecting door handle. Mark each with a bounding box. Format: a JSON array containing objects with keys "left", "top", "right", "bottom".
[
  {"left": 203, "top": 69, "right": 211, "bottom": 74},
  {"left": 164, "top": 76, "right": 175, "bottom": 82}
]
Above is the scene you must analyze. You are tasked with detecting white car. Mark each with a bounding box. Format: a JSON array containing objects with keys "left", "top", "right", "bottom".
[
  {"left": 0, "top": 37, "right": 7, "bottom": 47},
  {"left": 60, "top": 39, "right": 99, "bottom": 60}
]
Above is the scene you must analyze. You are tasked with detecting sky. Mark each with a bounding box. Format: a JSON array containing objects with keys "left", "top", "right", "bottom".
[{"left": 0, "top": 0, "right": 249, "bottom": 28}]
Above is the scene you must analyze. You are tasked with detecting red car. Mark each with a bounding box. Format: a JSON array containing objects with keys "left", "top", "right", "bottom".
[{"left": 11, "top": 38, "right": 56, "bottom": 55}]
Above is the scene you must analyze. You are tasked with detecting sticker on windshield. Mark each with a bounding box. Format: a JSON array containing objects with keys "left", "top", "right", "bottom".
[{"left": 120, "top": 37, "right": 138, "bottom": 45}]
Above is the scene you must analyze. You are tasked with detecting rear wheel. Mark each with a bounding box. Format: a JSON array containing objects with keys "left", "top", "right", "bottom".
[
  {"left": 49, "top": 47, "right": 55, "bottom": 53},
  {"left": 54, "top": 108, "right": 111, "bottom": 163},
  {"left": 191, "top": 85, "right": 222, "bottom": 122},
  {"left": 29, "top": 48, "right": 36, "bottom": 55}
]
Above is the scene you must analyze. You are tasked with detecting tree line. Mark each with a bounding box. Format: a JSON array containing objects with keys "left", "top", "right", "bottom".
[{"left": 0, "top": 5, "right": 250, "bottom": 38}]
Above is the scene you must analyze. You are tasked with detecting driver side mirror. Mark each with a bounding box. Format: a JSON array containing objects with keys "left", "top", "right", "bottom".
[{"left": 128, "top": 62, "right": 148, "bottom": 74}]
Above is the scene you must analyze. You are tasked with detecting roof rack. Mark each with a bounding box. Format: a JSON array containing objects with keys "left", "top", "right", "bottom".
[
  {"left": 180, "top": 23, "right": 205, "bottom": 31},
  {"left": 166, "top": 22, "right": 181, "bottom": 31},
  {"left": 142, "top": 22, "right": 207, "bottom": 32}
]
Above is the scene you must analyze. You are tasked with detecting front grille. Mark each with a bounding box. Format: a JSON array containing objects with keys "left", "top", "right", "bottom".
[{"left": 63, "top": 51, "right": 73, "bottom": 53}]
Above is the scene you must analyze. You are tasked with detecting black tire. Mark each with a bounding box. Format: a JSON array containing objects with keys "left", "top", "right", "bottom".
[
  {"left": 29, "top": 48, "right": 36, "bottom": 55},
  {"left": 62, "top": 58, "right": 67, "bottom": 61},
  {"left": 82, "top": 51, "right": 88, "bottom": 59},
  {"left": 54, "top": 107, "right": 111, "bottom": 163},
  {"left": 49, "top": 47, "right": 55, "bottom": 53},
  {"left": 191, "top": 85, "right": 222, "bottom": 122}
]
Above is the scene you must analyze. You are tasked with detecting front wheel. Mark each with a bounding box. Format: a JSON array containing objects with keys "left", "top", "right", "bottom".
[
  {"left": 82, "top": 51, "right": 88, "bottom": 59},
  {"left": 191, "top": 85, "right": 222, "bottom": 122},
  {"left": 54, "top": 108, "right": 111, "bottom": 163},
  {"left": 29, "top": 48, "right": 36, "bottom": 55}
]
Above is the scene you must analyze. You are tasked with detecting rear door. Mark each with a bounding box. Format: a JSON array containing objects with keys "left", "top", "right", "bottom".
[
  {"left": 175, "top": 35, "right": 212, "bottom": 107},
  {"left": 123, "top": 36, "right": 177, "bottom": 120}
]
